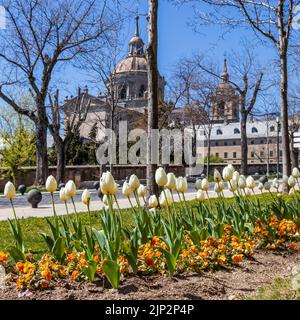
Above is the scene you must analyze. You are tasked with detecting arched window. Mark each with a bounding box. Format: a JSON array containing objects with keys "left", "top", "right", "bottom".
[
  {"left": 251, "top": 127, "right": 258, "bottom": 133},
  {"left": 234, "top": 128, "right": 240, "bottom": 134},
  {"left": 216, "top": 129, "right": 223, "bottom": 135},
  {"left": 270, "top": 126, "right": 275, "bottom": 132},
  {"left": 119, "top": 86, "right": 127, "bottom": 100},
  {"left": 139, "top": 84, "right": 146, "bottom": 98}
]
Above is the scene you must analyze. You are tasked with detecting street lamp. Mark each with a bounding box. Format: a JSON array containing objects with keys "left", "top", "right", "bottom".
[{"left": 276, "top": 116, "right": 280, "bottom": 179}]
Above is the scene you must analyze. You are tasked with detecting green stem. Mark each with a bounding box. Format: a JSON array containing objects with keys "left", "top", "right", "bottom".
[
  {"left": 87, "top": 204, "right": 92, "bottom": 229},
  {"left": 10, "top": 199, "right": 17, "bottom": 222},
  {"left": 71, "top": 197, "right": 79, "bottom": 223}
]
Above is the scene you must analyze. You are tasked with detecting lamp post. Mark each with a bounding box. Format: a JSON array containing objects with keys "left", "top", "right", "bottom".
[{"left": 276, "top": 116, "right": 280, "bottom": 179}]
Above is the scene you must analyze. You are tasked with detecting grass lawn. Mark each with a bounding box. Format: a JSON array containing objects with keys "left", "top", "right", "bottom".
[{"left": 0, "top": 193, "right": 276, "bottom": 254}]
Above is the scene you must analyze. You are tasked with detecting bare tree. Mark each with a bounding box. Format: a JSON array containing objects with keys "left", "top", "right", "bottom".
[
  {"left": 0, "top": 0, "right": 115, "bottom": 185},
  {"left": 146, "top": 0, "right": 159, "bottom": 195},
  {"left": 47, "top": 88, "right": 91, "bottom": 183},
  {"left": 176, "top": 0, "right": 300, "bottom": 176}
]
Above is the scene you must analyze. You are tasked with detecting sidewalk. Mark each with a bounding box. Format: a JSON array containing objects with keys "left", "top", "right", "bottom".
[{"left": 0, "top": 189, "right": 260, "bottom": 221}]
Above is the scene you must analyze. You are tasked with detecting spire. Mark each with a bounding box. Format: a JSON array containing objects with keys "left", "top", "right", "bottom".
[
  {"left": 221, "top": 58, "right": 229, "bottom": 83},
  {"left": 135, "top": 16, "right": 139, "bottom": 37},
  {"left": 129, "top": 15, "right": 144, "bottom": 56}
]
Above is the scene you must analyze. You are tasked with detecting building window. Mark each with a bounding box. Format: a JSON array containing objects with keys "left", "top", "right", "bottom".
[
  {"left": 216, "top": 153, "right": 219, "bottom": 158},
  {"left": 233, "top": 152, "right": 237, "bottom": 158},
  {"left": 260, "top": 151, "right": 264, "bottom": 157},
  {"left": 224, "top": 141, "right": 228, "bottom": 146},
  {"left": 216, "top": 129, "right": 223, "bottom": 135},
  {"left": 251, "top": 152, "right": 255, "bottom": 158},
  {"left": 251, "top": 140, "right": 254, "bottom": 145},
  {"left": 260, "top": 139, "right": 264, "bottom": 144},
  {"left": 224, "top": 152, "right": 228, "bottom": 159},
  {"left": 270, "top": 151, "right": 274, "bottom": 157},
  {"left": 280, "top": 150, "right": 283, "bottom": 157},
  {"left": 234, "top": 128, "right": 240, "bottom": 134},
  {"left": 215, "top": 141, "right": 219, "bottom": 146},
  {"left": 252, "top": 127, "right": 258, "bottom": 133},
  {"left": 119, "top": 86, "right": 127, "bottom": 100},
  {"left": 233, "top": 141, "right": 236, "bottom": 145},
  {"left": 139, "top": 84, "right": 146, "bottom": 98},
  {"left": 270, "top": 126, "right": 275, "bottom": 132}
]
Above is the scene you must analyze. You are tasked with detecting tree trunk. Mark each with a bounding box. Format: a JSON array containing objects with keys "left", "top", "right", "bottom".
[
  {"left": 280, "top": 47, "right": 291, "bottom": 177},
  {"left": 35, "top": 106, "right": 48, "bottom": 185},
  {"left": 146, "top": 0, "right": 159, "bottom": 196},
  {"left": 55, "top": 140, "right": 66, "bottom": 184},
  {"left": 240, "top": 109, "right": 248, "bottom": 175},
  {"left": 206, "top": 133, "right": 211, "bottom": 177}
]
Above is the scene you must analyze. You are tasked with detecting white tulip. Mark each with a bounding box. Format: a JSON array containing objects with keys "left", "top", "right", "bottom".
[
  {"left": 232, "top": 171, "right": 240, "bottom": 182},
  {"left": 148, "top": 195, "right": 158, "bottom": 208},
  {"left": 195, "top": 179, "right": 202, "bottom": 190},
  {"left": 227, "top": 164, "right": 235, "bottom": 175},
  {"left": 122, "top": 181, "right": 133, "bottom": 197},
  {"left": 100, "top": 172, "right": 116, "bottom": 195},
  {"left": 229, "top": 179, "right": 238, "bottom": 192},
  {"left": 159, "top": 189, "right": 173, "bottom": 207},
  {"left": 246, "top": 176, "right": 255, "bottom": 190},
  {"left": 213, "top": 169, "right": 222, "bottom": 183},
  {"left": 128, "top": 174, "right": 140, "bottom": 191},
  {"left": 81, "top": 189, "right": 91, "bottom": 206},
  {"left": 65, "top": 180, "right": 77, "bottom": 197},
  {"left": 288, "top": 176, "right": 296, "bottom": 188},
  {"left": 282, "top": 175, "right": 289, "bottom": 185},
  {"left": 166, "top": 173, "right": 176, "bottom": 190},
  {"left": 222, "top": 166, "right": 232, "bottom": 181},
  {"left": 244, "top": 189, "right": 251, "bottom": 197},
  {"left": 149, "top": 208, "right": 156, "bottom": 214},
  {"left": 264, "top": 182, "right": 271, "bottom": 191},
  {"left": 155, "top": 167, "right": 168, "bottom": 187},
  {"left": 176, "top": 176, "right": 188, "bottom": 193},
  {"left": 59, "top": 187, "right": 69, "bottom": 202},
  {"left": 4, "top": 181, "right": 16, "bottom": 200},
  {"left": 273, "top": 178, "right": 280, "bottom": 190},
  {"left": 196, "top": 190, "right": 205, "bottom": 203},
  {"left": 258, "top": 182, "right": 264, "bottom": 191},
  {"left": 201, "top": 178, "right": 209, "bottom": 191},
  {"left": 137, "top": 184, "right": 147, "bottom": 197},
  {"left": 289, "top": 188, "right": 295, "bottom": 195},
  {"left": 238, "top": 175, "right": 246, "bottom": 189},
  {"left": 45, "top": 175, "right": 57, "bottom": 193},
  {"left": 292, "top": 167, "right": 300, "bottom": 178}
]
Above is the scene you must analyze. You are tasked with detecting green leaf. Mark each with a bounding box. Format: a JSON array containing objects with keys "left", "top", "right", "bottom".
[
  {"left": 102, "top": 260, "right": 120, "bottom": 289},
  {"left": 40, "top": 233, "right": 54, "bottom": 251},
  {"left": 7, "top": 245, "right": 26, "bottom": 262},
  {"left": 52, "top": 236, "right": 66, "bottom": 263}
]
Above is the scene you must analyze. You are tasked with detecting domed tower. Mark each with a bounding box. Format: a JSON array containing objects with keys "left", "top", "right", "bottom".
[
  {"left": 109, "top": 16, "right": 166, "bottom": 109},
  {"left": 211, "top": 59, "right": 240, "bottom": 124}
]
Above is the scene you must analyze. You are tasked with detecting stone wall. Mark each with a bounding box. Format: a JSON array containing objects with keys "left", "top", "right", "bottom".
[{"left": 0, "top": 163, "right": 281, "bottom": 191}]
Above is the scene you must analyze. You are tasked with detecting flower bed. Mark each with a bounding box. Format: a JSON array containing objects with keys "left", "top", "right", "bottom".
[{"left": 1, "top": 165, "right": 300, "bottom": 291}]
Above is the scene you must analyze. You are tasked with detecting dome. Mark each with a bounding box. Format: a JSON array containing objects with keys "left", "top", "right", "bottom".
[
  {"left": 129, "top": 36, "right": 144, "bottom": 47},
  {"left": 115, "top": 55, "right": 147, "bottom": 73}
]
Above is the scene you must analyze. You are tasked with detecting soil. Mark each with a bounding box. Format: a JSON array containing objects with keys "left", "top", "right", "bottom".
[{"left": 0, "top": 249, "right": 299, "bottom": 300}]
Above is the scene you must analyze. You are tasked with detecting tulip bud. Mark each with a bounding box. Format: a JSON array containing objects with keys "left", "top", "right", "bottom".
[
  {"left": 45, "top": 175, "right": 57, "bottom": 193},
  {"left": 196, "top": 190, "right": 205, "bottom": 202},
  {"left": 288, "top": 176, "right": 296, "bottom": 188},
  {"left": 282, "top": 175, "right": 289, "bottom": 185},
  {"left": 82, "top": 189, "right": 91, "bottom": 206},
  {"left": 4, "top": 181, "right": 16, "bottom": 200},
  {"left": 166, "top": 173, "right": 176, "bottom": 190},
  {"left": 292, "top": 167, "right": 300, "bottom": 178},
  {"left": 273, "top": 178, "right": 280, "bottom": 190},
  {"left": 100, "top": 172, "right": 116, "bottom": 195},
  {"left": 137, "top": 184, "right": 147, "bottom": 197},
  {"left": 258, "top": 182, "right": 264, "bottom": 191},
  {"left": 155, "top": 167, "right": 168, "bottom": 187},
  {"left": 246, "top": 176, "right": 255, "bottom": 190},
  {"left": 176, "top": 176, "right": 188, "bottom": 193},
  {"left": 232, "top": 171, "right": 240, "bottom": 182},
  {"left": 159, "top": 189, "right": 173, "bottom": 207},
  {"left": 122, "top": 181, "right": 133, "bottom": 197},
  {"left": 65, "top": 180, "right": 77, "bottom": 197},
  {"left": 264, "top": 182, "right": 271, "bottom": 191},
  {"left": 128, "top": 174, "right": 140, "bottom": 191},
  {"left": 195, "top": 179, "right": 202, "bottom": 190},
  {"left": 238, "top": 176, "right": 246, "bottom": 189},
  {"left": 229, "top": 179, "right": 238, "bottom": 192},
  {"left": 111, "top": 183, "right": 118, "bottom": 196},
  {"left": 201, "top": 178, "right": 209, "bottom": 191},
  {"left": 59, "top": 187, "right": 69, "bottom": 202},
  {"left": 222, "top": 166, "right": 232, "bottom": 181},
  {"left": 148, "top": 195, "right": 158, "bottom": 208},
  {"left": 227, "top": 164, "right": 235, "bottom": 175},
  {"left": 213, "top": 169, "right": 222, "bottom": 183}
]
